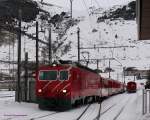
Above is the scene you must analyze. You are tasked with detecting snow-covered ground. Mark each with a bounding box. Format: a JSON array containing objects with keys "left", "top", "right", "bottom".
[{"left": 0, "top": 81, "right": 150, "bottom": 120}]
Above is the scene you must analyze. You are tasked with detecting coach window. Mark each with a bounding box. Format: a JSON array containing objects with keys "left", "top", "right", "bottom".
[
  {"left": 60, "top": 71, "right": 68, "bottom": 80},
  {"left": 39, "top": 71, "right": 57, "bottom": 80}
]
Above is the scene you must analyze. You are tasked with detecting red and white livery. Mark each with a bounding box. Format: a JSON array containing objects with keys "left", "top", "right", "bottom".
[{"left": 35, "top": 62, "right": 125, "bottom": 110}]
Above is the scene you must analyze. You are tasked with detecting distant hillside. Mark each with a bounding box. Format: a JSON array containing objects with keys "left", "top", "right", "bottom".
[{"left": 97, "top": 1, "right": 136, "bottom": 23}]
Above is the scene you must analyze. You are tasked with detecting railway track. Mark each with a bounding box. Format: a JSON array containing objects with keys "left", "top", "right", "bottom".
[
  {"left": 93, "top": 103, "right": 117, "bottom": 120},
  {"left": 93, "top": 94, "right": 131, "bottom": 120},
  {"left": 28, "top": 94, "right": 129, "bottom": 120},
  {"left": 3, "top": 93, "right": 134, "bottom": 120},
  {"left": 75, "top": 104, "right": 92, "bottom": 120},
  {"left": 28, "top": 104, "right": 92, "bottom": 120},
  {"left": 29, "top": 112, "right": 60, "bottom": 120},
  {"left": 4, "top": 111, "right": 60, "bottom": 120},
  {"left": 29, "top": 104, "right": 93, "bottom": 120},
  {"left": 112, "top": 98, "right": 130, "bottom": 120},
  {"left": 97, "top": 97, "right": 130, "bottom": 120}
]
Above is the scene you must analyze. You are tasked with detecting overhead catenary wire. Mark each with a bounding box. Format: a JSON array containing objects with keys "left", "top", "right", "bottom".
[
  {"left": 81, "top": 0, "right": 94, "bottom": 29},
  {"left": 81, "top": 0, "right": 90, "bottom": 16},
  {"left": 78, "top": 0, "right": 133, "bottom": 72},
  {"left": 97, "top": 0, "right": 118, "bottom": 58},
  {"left": 94, "top": 0, "right": 101, "bottom": 8},
  {"left": 106, "top": 0, "right": 111, "bottom": 8},
  {"left": 93, "top": 0, "right": 116, "bottom": 60}
]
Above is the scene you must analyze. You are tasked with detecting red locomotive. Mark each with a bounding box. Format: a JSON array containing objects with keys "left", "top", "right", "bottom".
[
  {"left": 126, "top": 81, "right": 137, "bottom": 92},
  {"left": 35, "top": 62, "right": 125, "bottom": 110}
]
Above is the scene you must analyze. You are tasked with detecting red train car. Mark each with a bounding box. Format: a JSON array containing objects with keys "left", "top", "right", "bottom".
[
  {"left": 35, "top": 62, "right": 125, "bottom": 110},
  {"left": 126, "top": 81, "right": 137, "bottom": 93}
]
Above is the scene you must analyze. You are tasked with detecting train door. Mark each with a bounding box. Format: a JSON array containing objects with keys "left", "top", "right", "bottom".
[
  {"left": 72, "top": 69, "right": 81, "bottom": 100},
  {"left": 108, "top": 80, "right": 112, "bottom": 96},
  {"left": 99, "top": 77, "right": 103, "bottom": 97},
  {"left": 80, "top": 70, "right": 86, "bottom": 97},
  {"left": 101, "top": 78, "right": 109, "bottom": 97}
]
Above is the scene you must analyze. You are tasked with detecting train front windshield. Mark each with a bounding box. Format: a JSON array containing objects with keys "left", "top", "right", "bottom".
[
  {"left": 60, "top": 71, "right": 68, "bottom": 80},
  {"left": 39, "top": 71, "right": 57, "bottom": 80},
  {"left": 39, "top": 70, "right": 68, "bottom": 81}
]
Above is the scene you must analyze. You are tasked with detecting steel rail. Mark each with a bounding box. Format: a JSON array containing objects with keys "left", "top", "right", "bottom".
[{"left": 76, "top": 104, "right": 92, "bottom": 120}]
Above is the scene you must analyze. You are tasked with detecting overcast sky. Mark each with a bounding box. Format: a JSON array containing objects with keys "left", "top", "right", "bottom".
[{"left": 36, "top": 0, "right": 134, "bottom": 11}]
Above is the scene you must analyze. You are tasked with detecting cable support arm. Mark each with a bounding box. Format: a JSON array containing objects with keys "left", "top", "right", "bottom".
[
  {"left": 80, "top": 58, "right": 115, "bottom": 64},
  {"left": 80, "top": 45, "right": 135, "bottom": 49}
]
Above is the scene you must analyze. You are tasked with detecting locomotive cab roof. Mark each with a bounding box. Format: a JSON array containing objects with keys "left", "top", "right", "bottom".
[
  {"left": 39, "top": 60, "right": 99, "bottom": 74},
  {"left": 59, "top": 60, "right": 99, "bottom": 74}
]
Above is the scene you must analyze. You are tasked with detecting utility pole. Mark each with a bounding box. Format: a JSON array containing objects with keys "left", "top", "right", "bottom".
[
  {"left": 36, "top": 21, "right": 39, "bottom": 70},
  {"left": 17, "top": 8, "right": 22, "bottom": 102},
  {"left": 109, "top": 59, "right": 111, "bottom": 78},
  {"left": 70, "top": 0, "right": 73, "bottom": 19},
  {"left": 97, "top": 60, "right": 99, "bottom": 69},
  {"left": 123, "top": 67, "right": 126, "bottom": 84},
  {"left": 24, "top": 52, "right": 28, "bottom": 102},
  {"left": 48, "top": 25, "right": 52, "bottom": 64},
  {"left": 77, "top": 27, "right": 80, "bottom": 63}
]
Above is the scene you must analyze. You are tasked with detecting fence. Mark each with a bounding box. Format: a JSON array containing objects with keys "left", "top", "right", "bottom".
[
  {"left": 0, "top": 81, "right": 15, "bottom": 90},
  {"left": 15, "top": 77, "right": 36, "bottom": 103}
]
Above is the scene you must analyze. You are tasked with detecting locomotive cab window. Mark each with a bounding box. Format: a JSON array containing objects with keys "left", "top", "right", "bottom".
[
  {"left": 39, "top": 70, "right": 57, "bottom": 80},
  {"left": 60, "top": 70, "right": 68, "bottom": 80}
]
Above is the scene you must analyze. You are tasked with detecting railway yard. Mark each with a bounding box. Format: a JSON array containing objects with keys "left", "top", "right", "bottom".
[{"left": 0, "top": 83, "right": 148, "bottom": 120}]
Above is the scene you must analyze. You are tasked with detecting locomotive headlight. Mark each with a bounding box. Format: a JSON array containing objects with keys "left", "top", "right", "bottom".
[
  {"left": 62, "top": 89, "right": 67, "bottom": 93},
  {"left": 38, "top": 89, "right": 42, "bottom": 93},
  {"left": 52, "top": 64, "right": 56, "bottom": 66}
]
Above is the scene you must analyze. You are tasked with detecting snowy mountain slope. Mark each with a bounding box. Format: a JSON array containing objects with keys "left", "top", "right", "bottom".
[
  {"left": 54, "top": 0, "right": 150, "bottom": 79},
  {"left": 35, "top": 0, "right": 135, "bottom": 11},
  {"left": 1, "top": 0, "right": 150, "bottom": 81}
]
